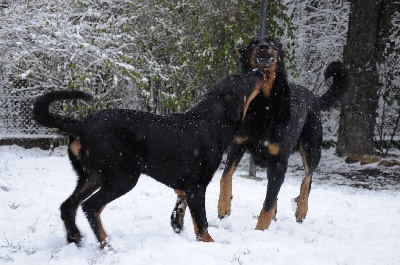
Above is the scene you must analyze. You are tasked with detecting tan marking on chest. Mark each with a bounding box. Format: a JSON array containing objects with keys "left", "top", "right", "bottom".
[
  {"left": 268, "top": 143, "right": 280, "bottom": 155},
  {"left": 69, "top": 139, "right": 81, "bottom": 158},
  {"left": 235, "top": 137, "right": 248, "bottom": 145},
  {"left": 262, "top": 48, "right": 278, "bottom": 97}
]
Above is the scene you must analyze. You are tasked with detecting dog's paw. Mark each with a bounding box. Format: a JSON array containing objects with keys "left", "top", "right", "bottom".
[
  {"left": 171, "top": 211, "right": 184, "bottom": 233},
  {"left": 294, "top": 196, "right": 308, "bottom": 223},
  {"left": 99, "top": 238, "right": 113, "bottom": 251},
  {"left": 196, "top": 230, "right": 215, "bottom": 243},
  {"left": 66, "top": 232, "right": 83, "bottom": 246},
  {"left": 217, "top": 209, "right": 231, "bottom": 219},
  {"left": 171, "top": 211, "right": 183, "bottom": 233},
  {"left": 171, "top": 198, "right": 187, "bottom": 233},
  {"left": 217, "top": 197, "right": 232, "bottom": 219},
  {"left": 255, "top": 202, "right": 277, "bottom": 230}
]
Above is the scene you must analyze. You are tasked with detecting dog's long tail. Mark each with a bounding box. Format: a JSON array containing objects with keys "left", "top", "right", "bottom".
[
  {"left": 319, "top": 61, "right": 350, "bottom": 111},
  {"left": 32, "top": 91, "right": 93, "bottom": 136}
]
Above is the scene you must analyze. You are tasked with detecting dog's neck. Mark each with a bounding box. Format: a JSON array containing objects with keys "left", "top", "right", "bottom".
[
  {"left": 187, "top": 98, "right": 241, "bottom": 152},
  {"left": 245, "top": 68, "right": 291, "bottom": 129}
]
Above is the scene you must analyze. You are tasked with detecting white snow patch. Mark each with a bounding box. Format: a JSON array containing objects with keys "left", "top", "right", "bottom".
[{"left": 0, "top": 145, "right": 399, "bottom": 264}]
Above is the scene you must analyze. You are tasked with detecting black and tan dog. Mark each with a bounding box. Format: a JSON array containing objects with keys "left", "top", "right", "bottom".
[
  {"left": 170, "top": 36, "right": 350, "bottom": 233},
  {"left": 32, "top": 68, "right": 268, "bottom": 247},
  {"left": 217, "top": 36, "right": 350, "bottom": 230}
]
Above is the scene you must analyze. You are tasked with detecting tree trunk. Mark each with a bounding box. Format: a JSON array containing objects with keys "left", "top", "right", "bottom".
[{"left": 337, "top": 0, "right": 381, "bottom": 156}]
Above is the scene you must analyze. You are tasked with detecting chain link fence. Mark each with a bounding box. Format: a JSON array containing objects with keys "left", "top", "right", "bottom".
[
  {"left": 0, "top": 85, "right": 142, "bottom": 149},
  {"left": 0, "top": 85, "right": 398, "bottom": 149},
  {"left": 0, "top": 94, "right": 52, "bottom": 137}
]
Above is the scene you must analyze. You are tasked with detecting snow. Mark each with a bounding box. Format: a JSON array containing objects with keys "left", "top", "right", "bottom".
[{"left": 1, "top": 145, "right": 399, "bottom": 265}]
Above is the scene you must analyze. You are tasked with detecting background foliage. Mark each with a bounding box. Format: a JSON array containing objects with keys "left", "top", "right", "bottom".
[
  {"left": 0, "top": 0, "right": 398, "bottom": 141},
  {"left": 0, "top": 0, "right": 292, "bottom": 115}
]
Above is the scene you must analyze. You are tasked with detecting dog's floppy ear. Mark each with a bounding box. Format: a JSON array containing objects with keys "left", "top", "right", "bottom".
[
  {"left": 277, "top": 42, "right": 285, "bottom": 60},
  {"left": 231, "top": 48, "right": 244, "bottom": 59},
  {"left": 223, "top": 93, "right": 242, "bottom": 122}
]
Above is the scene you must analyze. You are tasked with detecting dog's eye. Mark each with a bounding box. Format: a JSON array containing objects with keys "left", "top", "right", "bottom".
[{"left": 269, "top": 57, "right": 275, "bottom": 62}]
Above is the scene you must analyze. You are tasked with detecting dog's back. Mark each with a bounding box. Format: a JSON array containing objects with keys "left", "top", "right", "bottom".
[{"left": 75, "top": 107, "right": 225, "bottom": 188}]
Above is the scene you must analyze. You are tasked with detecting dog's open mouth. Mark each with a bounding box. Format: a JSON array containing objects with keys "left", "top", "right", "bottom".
[{"left": 256, "top": 57, "right": 275, "bottom": 71}]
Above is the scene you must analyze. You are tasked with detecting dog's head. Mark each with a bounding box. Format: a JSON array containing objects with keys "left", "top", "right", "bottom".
[
  {"left": 233, "top": 36, "right": 288, "bottom": 119},
  {"left": 232, "top": 36, "right": 285, "bottom": 75},
  {"left": 221, "top": 90, "right": 245, "bottom": 122}
]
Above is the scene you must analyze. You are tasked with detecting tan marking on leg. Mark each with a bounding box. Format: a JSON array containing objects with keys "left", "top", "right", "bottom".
[
  {"left": 191, "top": 218, "right": 214, "bottom": 242},
  {"left": 175, "top": 189, "right": 186, "bottom": 199},
  {"left": 299, "top": 140, "right": 310, "bottom": 175},
  {"left": 255, "top": 201, "right": 277, "bottom": 231},
  {"left": 69, "top": 139, "right": 81, "bottom": 158},
  {"left": 218, "top": 163, "right": 237, "bottom": 217},
  {"left": 198, "top": 230, "right": 215, "bottom": 242},
  {"left": 97, "top": 204, "right": 109, "bottom": 247},
  {"left": 173, "top": 189, "right": 187, "bottom": 229},
  {"left": 268, "top": 143, "right": 280, "bottom": 155},
  {"left": 192, "top": 217, "right": 200, "bottom": 237},
  {"left": 234, "top": 137, "right": 248, "bottom": 145},
  {"left": 294, "top": 175, "right": 311, "bottom": 222},
  {"left": 295, "top": 140, "right": 311, "bottom": 222}
]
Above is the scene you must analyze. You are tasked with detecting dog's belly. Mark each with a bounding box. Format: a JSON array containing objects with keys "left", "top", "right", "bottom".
[{"left": 140, "top": 161, "right": 191, "bottom": 190}]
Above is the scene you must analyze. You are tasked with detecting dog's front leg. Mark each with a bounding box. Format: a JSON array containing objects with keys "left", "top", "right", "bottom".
[
  {"left": 255, "top": 156, "right": 287, "bottom": 231},
  {"left": 171, "top": 189, "right": 188, "bottom": 233},
  {"left": 218, "top": 141, "right": 246, "bottom": 218},
  {"left": 186, "top": 186, "right": 214, "bottom": 242}
]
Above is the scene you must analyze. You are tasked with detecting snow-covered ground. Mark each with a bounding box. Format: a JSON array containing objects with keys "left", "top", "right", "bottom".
[{"left": 0, "top": 145, "right": 399, "bottom": 265}]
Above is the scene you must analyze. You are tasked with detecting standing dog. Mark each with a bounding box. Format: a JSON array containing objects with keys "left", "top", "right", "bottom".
[
  {"left": 216, "top": 36, "right": 350, "bottom": 230},
  {"left": 170, "top": 37, "right": 350, "bottom": 232},
  {"left": 32, "top": 69, "right": 268, "bottom": 247}
]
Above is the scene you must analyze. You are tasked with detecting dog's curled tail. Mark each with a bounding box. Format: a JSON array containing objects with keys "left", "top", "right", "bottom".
[
  {"left": 32, "top": 90, "right": 93, "bottom": 136},
  {"left": 319, "top": 61, "right": 350, "bottom": 111}
]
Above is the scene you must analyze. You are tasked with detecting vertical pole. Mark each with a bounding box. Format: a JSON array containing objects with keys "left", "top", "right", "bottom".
[
  {"left": 258, "top": 0, "right": 269, "bottom": 40},
  {"left": 249, "top": 156, "right": 257, "bottom": 178}
]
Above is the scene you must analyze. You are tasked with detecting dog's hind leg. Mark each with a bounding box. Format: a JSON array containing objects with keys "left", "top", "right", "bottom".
[
  {"left": 60, "top": 175, "right": 102, "bottom": 245},
  {"left": 60, "top": 176, "right": 100, "bottom": 245},
  {"left": 218, "top": 141, "right": 246, "bottom": 218},
  {"left": 186, "top": 185, "right": 214, "bottom": 242},
  {"left": 294, "top": 119, "right": 322, "bottom": 222},
  {"left": 81, "top": 171, "right": 140, "bottom": 248},
  {"left": 171, "top": 189, "right": 187, "bottom": 234},
  {"left": 61, "top": 150, "right": 102, "bottom": 245},
  {"left": 294, "top": 175, "right": 311, "bottom": 223},
  {"left": 294, "top": 139, "right": 321, "bottom": 223},
  {"left": 255, "top": 157, "right": 287, "bottom": 231}
]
